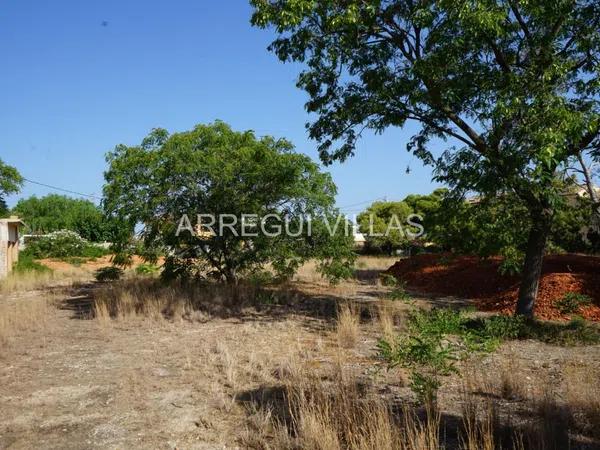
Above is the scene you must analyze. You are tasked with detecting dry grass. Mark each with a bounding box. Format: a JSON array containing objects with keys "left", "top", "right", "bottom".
[
  {"left": 93, "top": 278, "right": 264, "bottom": 323},
  {"left": 0, "top": 267, "right": 90, "bottom": 294},
  {"left": 3, "top": 253, "right": 600, "bottom": 448},
  {"left": 564, "top": 363, "right": 600, "bottom": 439},
  {"left": 498, "top": 355, "right": 528, "bottom": 401},
  {"left": 0, "top": 270, "right": 56, "bottom": 294},
  {"left": 242, "top": 359, "right": 441, "bottom": 450},
  {"left": 378, "top": 303, "right": 399, "bottom": 343},
  {"left": 354, "top": 256, "right": 401, "bottom": 271},
  {"left": 0, "top": 296, "right": 52, "bottom": 346},
  {"left": 335, "top": 304, "right": 360, "bottom": 348}
]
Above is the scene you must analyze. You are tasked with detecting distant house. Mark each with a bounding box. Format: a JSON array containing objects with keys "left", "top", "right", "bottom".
[{"left": 0, "top": 216, "right": 25, "bottom": 279}]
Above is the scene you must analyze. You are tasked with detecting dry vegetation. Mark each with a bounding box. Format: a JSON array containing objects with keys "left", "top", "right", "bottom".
[{"left": 1, "top": 256, "right": 599, "bottom": 449}]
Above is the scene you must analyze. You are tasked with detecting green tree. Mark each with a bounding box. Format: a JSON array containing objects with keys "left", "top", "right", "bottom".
[
  {"left": 252, "top": 0, "right": 600, "bottom": 317},
  {"left": 357, "top": 200, "right": 413, "bottom": 253},
  {"left": 13, "top": 194, "right": 115, "bottom": 242},
  {"left": 0, "top": 159, "right": 23, "bottom": 216},
  {"left": 103, "top": 122, "right": 355, "bottom": 283}
]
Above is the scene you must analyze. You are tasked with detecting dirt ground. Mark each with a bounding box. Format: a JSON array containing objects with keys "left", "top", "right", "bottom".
[
  {"left": 1, "top": 257, "right": 599, "bottom": 449},
  {"left": 386, "top": 253, "right": 600, "bottom": 321}
]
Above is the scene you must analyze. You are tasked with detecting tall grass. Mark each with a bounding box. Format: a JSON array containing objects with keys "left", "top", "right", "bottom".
[
  {"left": 0, "top": 297, "right": 51, "bottom": 346},
  {"left": 92, "top": 278, "right": 291, "bottom": 323},
  {"left": 335, "top": 304, "right": 360, "bottom": 348},
  {"left": 1, "top": 255, "right": 90, "bottom": 294},
  {"left": 242, "top": 361, "right": 439, "bottom": 450}
]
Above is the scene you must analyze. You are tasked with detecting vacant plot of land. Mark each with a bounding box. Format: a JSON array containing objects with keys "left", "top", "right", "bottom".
[{"left": 1, "top": 257, "right": 599, "bottom": 449}]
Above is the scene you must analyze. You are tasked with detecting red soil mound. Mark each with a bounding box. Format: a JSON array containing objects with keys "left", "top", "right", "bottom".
[{"left": 386, "top": 254, "right": 600, "bottom": 321}]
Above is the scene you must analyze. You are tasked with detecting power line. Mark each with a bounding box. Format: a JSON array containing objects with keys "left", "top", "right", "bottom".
[
  {"left": 338, "top": 197, "right": 385, "bottom": 210},
  {"left": 23, "top": 178, "right": 102, "bottom": 201}
]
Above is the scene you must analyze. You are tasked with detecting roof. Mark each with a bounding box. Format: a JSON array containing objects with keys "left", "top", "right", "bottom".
[{"left": 0, "top": 216, "right": 26, "bottom": 226}]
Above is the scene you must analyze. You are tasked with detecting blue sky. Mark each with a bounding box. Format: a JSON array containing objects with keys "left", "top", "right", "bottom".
[{"left": 0, "top": 0, "right": 440, "bottom": 215}]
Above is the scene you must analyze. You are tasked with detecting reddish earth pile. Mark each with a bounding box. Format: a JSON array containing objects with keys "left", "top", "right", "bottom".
[{"left": 386, "top": 254, "right": 600, "bottom": 321}]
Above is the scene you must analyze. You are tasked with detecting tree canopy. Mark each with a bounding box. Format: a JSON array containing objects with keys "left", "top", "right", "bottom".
[
  {"left": 0, "top": 159, "right": 23, "bottom": 216},
  {"left": 251, "top": 0, "right": 600, "bottom": 317},
  {"left": 12, "top": 194, "right": 115, "bottom": 242},
  {"left": 103, "top": 121, "right": 355, "bottom": 283}
]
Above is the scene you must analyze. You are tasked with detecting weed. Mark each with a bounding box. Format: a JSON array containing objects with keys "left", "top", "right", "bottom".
[
  {"left": 380, "top": 273, "right": 399, "bottom": 287},
  {"left": 555, "top": 292, "right": 592, "bottom": 314},
  {"left": 378, "top": 330, "right": 458, "bottom": 404}
]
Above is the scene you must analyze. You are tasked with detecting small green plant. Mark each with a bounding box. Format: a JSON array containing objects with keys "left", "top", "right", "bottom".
[
  {"left": 556, "top": 292, "right": 592, "bottom": 314},
  {"left": 379, "top": 273, "right": 398, "bottom": 287},
  {"left": 378, "top": 332, "right": 458, "bottom": 404},
  {"left": 95, "top": 266, "right": 124, "bottom": 282},
  {"left": 135, "top": 263, "right": 160, "bottom": 276}
]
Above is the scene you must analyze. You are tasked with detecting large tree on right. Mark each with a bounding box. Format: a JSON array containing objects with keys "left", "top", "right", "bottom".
[{"left": 252, "top": 0, "right": 600, "bottom": 318}]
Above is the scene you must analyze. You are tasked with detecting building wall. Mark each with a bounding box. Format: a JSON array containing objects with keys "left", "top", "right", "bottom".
[
  {"left": 0, "top": 223, "right": 20, "bottom": 279},
  {"left": 0, "top": 242, "right": 6, "bottom": 278}
]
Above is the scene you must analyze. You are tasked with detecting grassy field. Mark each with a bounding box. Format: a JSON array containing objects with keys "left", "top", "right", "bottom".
[{"left": 0, "top": 256, "right": 599, "bottom": 449}]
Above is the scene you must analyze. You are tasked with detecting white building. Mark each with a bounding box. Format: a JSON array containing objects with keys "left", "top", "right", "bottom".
[{"left": 0, "top": 217, "right": 25, "bottom": 279}]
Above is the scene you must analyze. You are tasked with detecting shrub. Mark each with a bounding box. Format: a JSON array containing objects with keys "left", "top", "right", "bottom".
[
  {"left": 556, "top": 292, "right": 592, "bottom": 314},
  {"left": 23, "top": 230, "right": 110, "bottom": 259},
  {"left": 378, "top": 331, "right": 458, "bottom": 404},
  {"left": 95, "top": 266, "right": 124, "bottom": 282},
  {"left": 380, "top": 273, "right": 399, "bottom": 287}
]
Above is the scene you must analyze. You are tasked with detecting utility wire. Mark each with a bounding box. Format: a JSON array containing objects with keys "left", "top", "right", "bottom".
[
  {"left": 23, "top": 178, "right": 102, "bottom": 201},
  {"left": 337, "top": 197, "right": 385, "bottom": 210}
]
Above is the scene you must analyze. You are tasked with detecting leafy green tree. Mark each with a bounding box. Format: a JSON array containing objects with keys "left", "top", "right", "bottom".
[
  {"left": 427, "top": 188, "right": 594, "bottom": 257},
  {"left": 252, "top": 0, "right": 600, "bottom": 317},
  {"left": 357, "top": 201, "right": 413, "bottom": 253},
  {"left": 13, "top": 194, "right": 115, "bottom": 242},
  {"left": 103, "top": 122, "right": 355, "bottom": 283},
  {"left": 402, "top": 188, "right": 447, "bottom": 238},
  {"left": 428, "top": 194, "right": 529, "bottom": 256},
  {"left": 0, "top": 159, "right": 23, "bottom": 216}
]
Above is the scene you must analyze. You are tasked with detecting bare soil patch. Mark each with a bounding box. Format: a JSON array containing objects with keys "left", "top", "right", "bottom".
[{"left": 386, "top": 254, "right": 600, "bottom": 321}]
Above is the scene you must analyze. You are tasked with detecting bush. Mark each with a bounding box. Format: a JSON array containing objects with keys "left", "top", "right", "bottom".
[
  {"left": 23, "top": 230, "right": 110, "bottom": 259},
  {"left": 95, "top": 266, "right": 124, "bottom": 282}
]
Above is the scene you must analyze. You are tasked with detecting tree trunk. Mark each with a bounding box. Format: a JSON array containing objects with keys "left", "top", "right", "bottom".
[{"left": 515, "top": 213, "right": 551, "bottom": 318}]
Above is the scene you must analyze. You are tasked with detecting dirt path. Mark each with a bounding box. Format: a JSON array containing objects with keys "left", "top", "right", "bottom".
[{"left": 0, "top": 288, "right": 333, "bottom": 449}]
